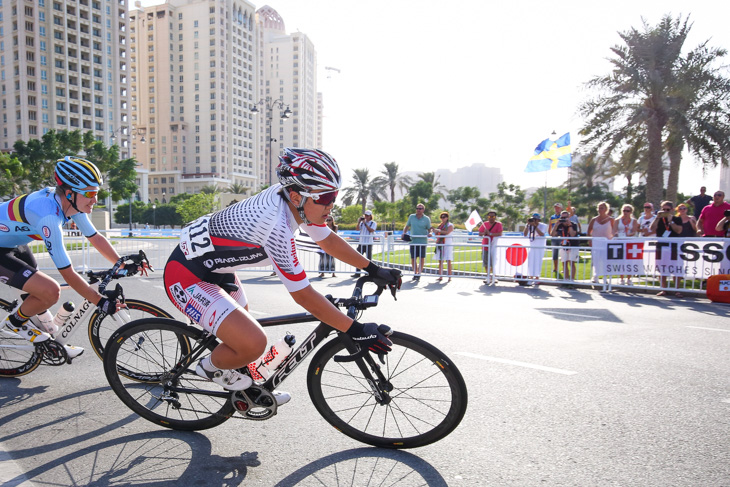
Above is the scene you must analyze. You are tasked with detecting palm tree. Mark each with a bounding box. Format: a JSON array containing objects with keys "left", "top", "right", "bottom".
[
  {"left": 341, "top": 168, "right": 380, "bottom": 212},
  {"left": 604, "top": 135, "right": 648, "bottom": 202},
  {"left": 225, "top": 182, "right": 248, "bottom": 195},
  {"left": 200, "top": 184, "right": 219, "bottom": 194},
  {"left": 580, "top": 16, "right": 690, "bottom": 206},
  {"left": 417, "top": 172, "right": 447, "bottom": 200},
  {"left": 664, "top": 41, "right": 730, "bottom": 202},
  {"left": 569, "top": 152, "right": 607, "bottom": 190},
  {"left": 371, "top": 162, "right": 413, "bottom": 202}
]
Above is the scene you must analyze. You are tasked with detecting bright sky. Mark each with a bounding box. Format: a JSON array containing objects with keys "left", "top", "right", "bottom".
[{"left": 266, "top": 0, "right": 730, "bottom": 196}]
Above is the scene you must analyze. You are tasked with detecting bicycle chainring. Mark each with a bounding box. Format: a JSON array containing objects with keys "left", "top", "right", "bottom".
[
  {"left": 37, "top": 340, "right": 68, "bottom": 366},
  {"left": 230, "top": 386, "right": 277, "bottom": 421}
]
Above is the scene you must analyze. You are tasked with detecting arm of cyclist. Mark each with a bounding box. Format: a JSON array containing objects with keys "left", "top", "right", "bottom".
[
  {"left": 317, "top": 232, "right": 401, "bottom": 286},
  {"left": 57, "top": 266, "right": 122, "bottom": 314},
  {"left": 87, "top": 233, "right": 149, "bottom": 276},
  {"left": 289, "top": 285, "right": 392, "bottom": 353}
]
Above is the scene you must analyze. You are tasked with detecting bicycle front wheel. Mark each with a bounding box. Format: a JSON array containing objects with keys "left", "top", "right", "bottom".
[
  {"left": 0, "top": 299, "right": 42, "bottom": 377},
  {"left": 88, "top": 299, "right": 174, "bottom": 361},
  {"left": 307, "top": 331, "right": 468, "bottom": 449},
  {"left": 103, "top": 318, "right": 235, "bottom": 431}
]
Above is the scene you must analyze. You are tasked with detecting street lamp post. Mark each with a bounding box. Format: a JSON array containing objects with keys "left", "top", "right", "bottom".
[
  {"left": 152, "top": 203, "right": 156, "bottom": 229},
  {"left": 250, "top": 97, "right": 292, "bottom": 186},
  {"left": 128, "top": 196, "right": 134, "bottom": 237},
  {"left": 110, "top": 126, "right": 147, "bottom": 144}
]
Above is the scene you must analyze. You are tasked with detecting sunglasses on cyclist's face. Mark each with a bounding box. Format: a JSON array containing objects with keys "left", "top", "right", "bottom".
[
  {"left": 74, "top": 189, "right": 99, "bottom": 198},
  {"left": 301, "top": 190, "right": 338, "bottom": 206}
]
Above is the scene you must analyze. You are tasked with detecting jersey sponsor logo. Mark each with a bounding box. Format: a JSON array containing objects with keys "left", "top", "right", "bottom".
[
  {"left": 23, "top": 269, "right": 32, "bottom": 278},
  {"left": 169, "top": 282, "right": 188, "bottom": 306},
  {"left": 44, "top": 240, "right": 53, "bottom": 254},
  {"left": 42, "top": 226, "right": 51, "bottom": 238},
  {"left": 15, "top": 225, "right": 31, "bottom": 232},
  {"left": 0, "top": 224, "right": 8, "bottom": 232},
  {"left": 190, "top": 289, "right": 211, "bottom": 308},
  {"left": 202, "top": 253, "right": 265, "bottom": 268},
  {"left": 184, "top": 303, "right": 202, "bottom": 322},
  {"left": 290, "top": 238, "right": 300, "bottom": 267},
  {"left": 208, "top": 310, "right": 217, "bottom": 328}
]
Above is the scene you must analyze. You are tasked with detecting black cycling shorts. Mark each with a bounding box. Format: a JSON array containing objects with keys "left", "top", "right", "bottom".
[{"left": 0, "top": 245, "right": 38, "bottom": 289}]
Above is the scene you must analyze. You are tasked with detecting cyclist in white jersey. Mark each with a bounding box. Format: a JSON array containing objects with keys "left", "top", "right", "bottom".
[
  {"left": 0, "top": 157, "right": 141, "bottom": 354},
  {"left": 163, "top": 148, "right": 401, "bottom": 402}
]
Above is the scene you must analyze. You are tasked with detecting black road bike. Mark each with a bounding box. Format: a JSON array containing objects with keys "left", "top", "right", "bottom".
[
  {"left": 103, "top": 276, "right": 468, "bottom": 449},
  {"left": 0, "top": 251, "right": 173, "bottom": 377}
]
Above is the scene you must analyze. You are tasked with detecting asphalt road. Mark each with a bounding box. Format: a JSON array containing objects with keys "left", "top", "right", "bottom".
[{"left": 1, "top": 272, "right": 729, "bottom": 487}]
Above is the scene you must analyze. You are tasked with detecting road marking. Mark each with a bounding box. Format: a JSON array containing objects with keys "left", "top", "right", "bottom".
[
  {"left": 0, "top": 446, "right": 37, "bottom": 487},
  {"left": 540, "top": 310, "right": 603, "bottom": 319},
  {"left": 687, "top": 326, "right": 730, "bottom": 333},
  {"left": 457, "top": 352, "right": 578, "bottom": 375}
]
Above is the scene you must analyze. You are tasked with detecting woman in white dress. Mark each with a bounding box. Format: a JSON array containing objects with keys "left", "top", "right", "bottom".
[
  {"left": 433, "top": 211, "right": 454, "bottom": 282},
  {"left": 613, "top": 203, "right": 640, "bottom": 285},
  {"left": 587, "top": 201, "right": 615, "bottom": 284}
]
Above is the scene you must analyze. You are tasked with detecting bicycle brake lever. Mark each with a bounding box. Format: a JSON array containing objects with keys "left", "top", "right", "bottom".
[{"left": 333, "top": 347, "right": 367, "bottom": 363}]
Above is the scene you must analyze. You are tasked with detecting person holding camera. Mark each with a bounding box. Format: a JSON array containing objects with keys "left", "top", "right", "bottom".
[
  {"left": 697, "top": 190, "right": 730, "bottom": 237},
  {"left": 552, "top": 210, "right": 579, "bottom": 287},
  {"left": 714, "top": 209, "right": 730, "bottom": 238},
  {"left": 523, "top": 213, "right": 548, "bottom": 283},
  {"left": 351, "top": 210, "right": 377, "bottom": 278}
]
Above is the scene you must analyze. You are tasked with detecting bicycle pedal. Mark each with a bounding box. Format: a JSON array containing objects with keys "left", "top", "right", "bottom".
[{"left": 231, "top": 387, "right": 277, "bottom": 421}]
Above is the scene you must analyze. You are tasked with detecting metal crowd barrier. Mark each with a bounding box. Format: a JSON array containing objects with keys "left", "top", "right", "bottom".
[{"left": 34, "top": 230, "right": 726, "bottom": 296}]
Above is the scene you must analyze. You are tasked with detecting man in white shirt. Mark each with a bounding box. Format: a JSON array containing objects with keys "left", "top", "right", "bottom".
[{"left": 352, "top": 210, "right": 377, "bottom": 277}]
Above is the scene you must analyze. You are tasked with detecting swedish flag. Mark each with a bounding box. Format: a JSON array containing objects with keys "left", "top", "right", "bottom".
[{"left": 525, "top": 133, "right": 572, "bottom": 173}]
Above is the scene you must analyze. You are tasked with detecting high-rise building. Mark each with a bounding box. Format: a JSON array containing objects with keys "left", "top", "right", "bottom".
[
  {"left": 129, "top": 0, "right": 260, "bottom": 200},
  {"left": 256, "top": 5, "right": 320, "bottom": 186},
  {"left": 0, "top": 0, "right": 132, "bottom": 154}
]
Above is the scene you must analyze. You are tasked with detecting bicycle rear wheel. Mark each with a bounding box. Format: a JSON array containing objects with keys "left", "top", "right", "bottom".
[
  {"left": 88, "top": 299, "right": 174, "bottom": 361},
  {"left": 104, "top": 318, "right": 235, "bottom": 431},
  {"left": 307, "top": 331, "right": 468, "bottom": 449},
  {"left": 0, "top": 299, "right": 42, "bottom": 377}
]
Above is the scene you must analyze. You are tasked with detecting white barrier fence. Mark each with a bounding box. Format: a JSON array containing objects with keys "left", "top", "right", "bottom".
[{"left": 33, "top": 231, "right": 728, "bottom": 296}]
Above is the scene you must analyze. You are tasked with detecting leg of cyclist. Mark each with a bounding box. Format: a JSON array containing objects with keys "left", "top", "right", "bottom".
[
  {"left": 164, "top": 260, "right": 291, "bottom": 404},
  {"left": 0, "top": 246, "right": 57, "bottom": 343}
]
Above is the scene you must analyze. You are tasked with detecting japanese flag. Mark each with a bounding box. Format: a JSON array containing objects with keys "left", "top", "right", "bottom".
[{"left": 464, "top": 210, "right": 482, "bottom": 232}]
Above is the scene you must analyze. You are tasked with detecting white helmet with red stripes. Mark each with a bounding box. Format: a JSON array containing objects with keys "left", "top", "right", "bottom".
[{"left": 276, "top": 148, "right": 341, "bottom": 193}]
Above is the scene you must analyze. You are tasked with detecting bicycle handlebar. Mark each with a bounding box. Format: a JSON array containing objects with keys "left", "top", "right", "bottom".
[{"left": 86, "top": 250, "right": 152, "bottom": 293}]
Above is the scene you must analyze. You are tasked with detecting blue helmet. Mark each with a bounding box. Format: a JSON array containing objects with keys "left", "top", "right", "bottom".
[{"left": 54, "top": 156, "right": 103, "bottom": 190}]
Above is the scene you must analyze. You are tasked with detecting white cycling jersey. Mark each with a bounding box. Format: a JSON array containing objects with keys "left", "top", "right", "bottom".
[
  {"left": 0, "top": 188, "right": 97, "bottom": 269},
  {"left": 178, "top": 184, "right": 331, "bottom": 292}
]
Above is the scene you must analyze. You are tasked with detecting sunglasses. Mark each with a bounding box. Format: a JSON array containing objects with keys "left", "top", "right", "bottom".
[
  {"left": 74, "top": 189, "right": 99, "bottom": 198},
  {"left": 662, "top": 208, "right": 672, "bottom": 211},
  {"left": 300, "top": 190, "right": 338, "bottom": 206},
  {"left": 416, "top": 207, "right": 425, "bottom": 210},
  {"left": 623, "top": 209, "right": 632, "bottom": 212},
  {"left": 678, "top": 207, "right": 687, "bottom": 210},
  {"left": 440, "top": 215, "right": 448, "bottom": 219},
  {"left": 715, "top": 194, "right": 723, "bottom": 197},
  {"left": 643, "top": 206, "right": 652, "bottom": 209}
]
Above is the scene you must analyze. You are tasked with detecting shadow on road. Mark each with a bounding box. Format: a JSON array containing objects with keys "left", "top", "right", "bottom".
[{"left": 274, "top": 447, "right": 449, "bottom": 487}]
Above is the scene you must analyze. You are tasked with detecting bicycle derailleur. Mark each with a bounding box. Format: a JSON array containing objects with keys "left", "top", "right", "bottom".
[{"left": 230, "top": 385, "right": 277, "bottom": 421}]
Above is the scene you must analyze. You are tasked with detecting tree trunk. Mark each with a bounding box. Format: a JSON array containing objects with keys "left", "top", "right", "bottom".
[
  {"left": 645, "top": 116, "right": 666, "bottom": 207},
  {"left": 665, "top": 136, "right": 683, "bottom": 204}
]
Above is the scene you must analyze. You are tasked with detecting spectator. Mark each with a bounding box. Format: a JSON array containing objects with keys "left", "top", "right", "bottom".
[
  {"left": 587, "top": 201, "right": 614, "bottom": 284},
  {"left": 638, "top": 202, "right": 656, "bottom": 236},
  {"left": 715, "top": 210, "right": 730, "bottom": 237},
  {"left": 566, "top": 200, "right": 582, "bottom": 234},
  {"left": 351, "top": 210, "right": 377, "bottom": 278},
  {"left": 552, "top": 210, "right": 579, "bottom": 287},
  {"left": 403, "top": 203, "right": 432, "bottom": 282},
  {"left": 614, "top": 204, "right": 639, "bottom": 285},
  {"left": 523, "top": 212, "right": 548, "bottom": 283},
  {"left": 318, "top": 216, "right": 338, "bottom": 278},
  {"left": 651, "top": 201, "right": 684, "bottom": 296},
  {"left": 547, "top": 202, "right": 564, "bottom": 277},
  {"left": 686, "top": 186, "right": 712, "bottom": 219},
  {"left": 433, "top": 211, "right": 454, "bottom": 282},
  {"left": 478, "top": 210, "right": 503, "bottom": 283},
  {"left": 697, "top": 190, "right": 730, "bottom": 237}
]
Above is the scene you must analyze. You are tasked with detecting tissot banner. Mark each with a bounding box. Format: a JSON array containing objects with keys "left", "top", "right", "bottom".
[{"left": 593, "top": 238, "right": 730, "bottom": 277}]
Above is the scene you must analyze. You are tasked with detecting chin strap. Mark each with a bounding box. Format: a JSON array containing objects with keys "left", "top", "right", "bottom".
[
  {"left": 282, "top": 189, "right": 312, "bottom": 224},
  {"left": 67, "top": 192, "right": 82, "bottom": 214}
]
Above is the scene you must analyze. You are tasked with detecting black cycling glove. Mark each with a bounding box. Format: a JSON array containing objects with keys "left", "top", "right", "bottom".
[
  {"left": 121, "top": 263, "right": 139, "bottom": 276},
  {"left": 97, "top": 296, "right": 119, "bottom": 316},
  {"left": 364, "top": 262, "right": 402, "bottom": 289},
  {"left": 346, "top": 320, "right": 393, "bottom": 354}
]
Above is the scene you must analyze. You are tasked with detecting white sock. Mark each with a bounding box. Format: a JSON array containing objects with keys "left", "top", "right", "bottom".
[{"left": 200, "top": 356, "right": 220, "bottom": 372}]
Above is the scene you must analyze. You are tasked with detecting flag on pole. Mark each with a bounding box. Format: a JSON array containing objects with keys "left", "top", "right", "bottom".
[
  {"left": 464, "top": 209, "right": 482, "bottom": 232},
  {"left": 525, "top": 132, "right": 572, "bottom": 173}
]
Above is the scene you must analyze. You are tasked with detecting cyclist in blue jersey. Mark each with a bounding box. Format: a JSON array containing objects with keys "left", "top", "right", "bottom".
[
  {"left": 0, "top": 156, "right": 142, "bottom": 356},
  {"left": 163, "top": 148, "right": 401, "bottom": 401}
]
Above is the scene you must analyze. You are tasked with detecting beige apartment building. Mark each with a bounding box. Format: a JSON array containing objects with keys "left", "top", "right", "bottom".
[
  {"left": 1, "top": 0, "right": 321, "bottom": 205},
  {"left": 0, "top": 0, "right": 132, "bottom": 154}
]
